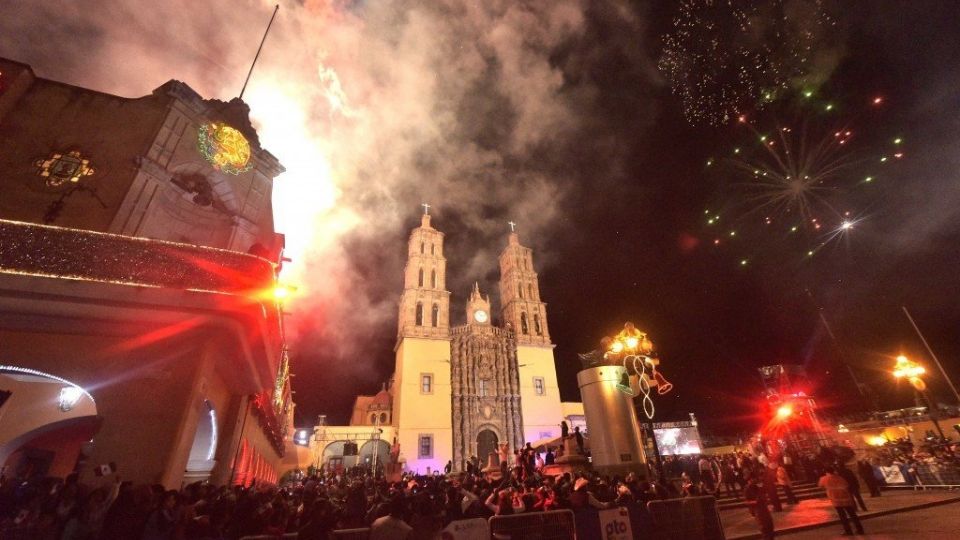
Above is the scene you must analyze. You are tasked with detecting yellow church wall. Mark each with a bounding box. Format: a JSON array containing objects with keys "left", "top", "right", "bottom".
[
  {"left": 394, "top": 337, "right": 452, "bottom": 474},
  {"left": 516, "top": 344, "right": 565, "bottom": 445}
]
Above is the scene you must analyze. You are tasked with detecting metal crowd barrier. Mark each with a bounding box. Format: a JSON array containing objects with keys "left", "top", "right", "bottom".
[
  {"left": 915, "top": 462, "right": 960, "bottom": 487},
  {"left": 330, "top": 528, "right": 371, "bottom": 539},
  {"left": 646, "top": 495, "right": 726, "bottom": 540},
  {"left": 489, "top": 509, "right": 576, "bottom": 540}
]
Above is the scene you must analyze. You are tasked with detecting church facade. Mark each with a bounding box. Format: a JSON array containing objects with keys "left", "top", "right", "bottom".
[{"left": 390, "top": 212, "right": 566, "bottom": 473}]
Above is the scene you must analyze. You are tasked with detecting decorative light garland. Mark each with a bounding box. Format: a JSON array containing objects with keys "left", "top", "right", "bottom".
[{"left": 0, "top": 365, "right": 94, "bottom": 403}]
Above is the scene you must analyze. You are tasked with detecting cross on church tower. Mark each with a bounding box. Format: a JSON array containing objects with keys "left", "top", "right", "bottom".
[
  {"left": 421, "top": 203, "right": 431, "bottom": 215},
  {"left": 508, "top": 221, "right": 516, "bottom": 232}
]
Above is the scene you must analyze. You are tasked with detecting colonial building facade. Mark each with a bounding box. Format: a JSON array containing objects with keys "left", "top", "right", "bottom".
[
  {"left": 0, "top": 58, "right": 295, "bottom": 488},
  {"left": 312, "top": 212, "right": 574, "bottom": 474}
]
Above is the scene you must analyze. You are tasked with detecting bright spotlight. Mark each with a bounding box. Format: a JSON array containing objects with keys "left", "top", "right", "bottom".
[
  {"left": 58, "top": 386, "right": 83, "bottom": 412},
  {"left": 776, "top": 405, "right": 793, "bottom": 420}
]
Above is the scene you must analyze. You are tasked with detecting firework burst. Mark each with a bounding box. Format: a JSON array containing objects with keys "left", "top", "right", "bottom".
[
  {"left": 703, "top": 91, "right": 905, "bottom": 264},
  {"left": 660, "top": 0, "right": 837, "bottom": 126}
]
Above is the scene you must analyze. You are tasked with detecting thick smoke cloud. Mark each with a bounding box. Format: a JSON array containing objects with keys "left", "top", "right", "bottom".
[{"left": 1, "top": 0, "right": 657, "bottom": 417}]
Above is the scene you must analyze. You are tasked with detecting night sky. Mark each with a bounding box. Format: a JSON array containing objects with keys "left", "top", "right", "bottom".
[
  {"left": 3, "top": 1, "right": 959, "bottom": 439},
  {"left": 289, "top": 1, "right": 960, "bottom": 436}
]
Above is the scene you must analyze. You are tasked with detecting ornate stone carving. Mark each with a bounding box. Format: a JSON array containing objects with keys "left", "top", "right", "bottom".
[{"left": 450, "top": 324, "right": 524, "bottom": 471}]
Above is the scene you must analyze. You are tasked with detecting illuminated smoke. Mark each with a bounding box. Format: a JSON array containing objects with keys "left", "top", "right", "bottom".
[{"left": 0, "top": 1, "right": 657, "bottom": 395}]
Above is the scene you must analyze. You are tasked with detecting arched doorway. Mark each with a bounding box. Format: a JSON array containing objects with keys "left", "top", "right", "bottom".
[
  {"left": 184, "top": 400, "right": 218, "bottom": 483},
  {"left": 359, "top": 440, "right": 391, "bottom": 471},
  {"left": 0, "top": 368, "right": 99, "bottom": 480},
  {"left": 476, "top": 429, "right": 498, "bottom": 464}
]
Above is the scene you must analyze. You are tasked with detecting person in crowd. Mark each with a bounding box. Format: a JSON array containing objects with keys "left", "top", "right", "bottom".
[
  {"left": 141, "top": 490, "right": 181, "bottom": 540},
  {"left": 762, "top": 464, "right": 783, "bottom": 512},
  {"left": 574, "top": 426, "right": 585, "bottom": 455},
  {"left": 819, "top": 466, "right": 865, "bottom": 536},
  {"left": 744, "top": 476, "right": 775, "bottom": 540},
  {"left": 545, "top": 447, "right": 556, "bottom": 466},
  {"left": 836, "top": 463, "right": 868, "bottom": 512},
  {"left": 698, "top": 455, "right": 717, "bottom": 494},
  {"left": 720, "top": 459, "right": 741, "bottom": 499},
  {"left": 369, "top": 495, "right": 412, "bottom": 540},
  {"left": 857, "top": 459, "right": 882, "bottom": 498},
  {"left": 775, "top": 463, "right": 797, "bottom": 505}
]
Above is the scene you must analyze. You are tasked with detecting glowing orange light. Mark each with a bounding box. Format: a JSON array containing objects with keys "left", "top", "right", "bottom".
[
  {"left": 867, "top": 435, "right": 887, "bottom": 447},
  {"left": 738, "top": 115, "right": 747, "bottom": 123},
  {"left": 610, "top": 341, "right": 624, "bottom": 354},
  {"left": 893, "top": 355, "right": 925, "bottom": 379},
  {"left": 873, "top": 96, "right": 883, "bottom": 105}
]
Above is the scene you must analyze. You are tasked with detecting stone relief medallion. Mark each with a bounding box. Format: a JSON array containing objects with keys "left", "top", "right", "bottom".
[
  {"left": 34, "top": 150, "right": 95, "bottom": 187},
  {"left": 482, "top": 404, "right": 493, "bottom": 419}
]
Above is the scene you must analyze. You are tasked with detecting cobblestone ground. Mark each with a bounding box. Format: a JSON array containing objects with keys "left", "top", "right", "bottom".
[{"left": 723, "top": 489, "right": 960, "bottom": 539}]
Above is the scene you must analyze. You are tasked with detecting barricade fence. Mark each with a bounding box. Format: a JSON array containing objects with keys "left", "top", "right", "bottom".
[
  {"left": 489, "top": 509, "right": 576, "bottom": 540},
  {"left": 329, "top": 528, "right": 370, "bottom": 539},
  {"left": 321, "top": 496, "right": 725, "bottom": 540},
  {"left": 646, "top": 495, "right": 726, "bottom": 540},
  {"left": 881, "top": 462, "right": 960, "bottom": 489}
]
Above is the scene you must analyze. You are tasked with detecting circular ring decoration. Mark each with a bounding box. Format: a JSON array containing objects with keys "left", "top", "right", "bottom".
[
  {"left": 197, "top": 122, "right": 253, "bottom": 175},
  {"left": 626, "top": 355, "right": 656, "bottom": 419}
]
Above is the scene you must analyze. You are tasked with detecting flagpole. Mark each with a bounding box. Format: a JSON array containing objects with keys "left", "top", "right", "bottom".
[
  {"left": 902, "top": 305, "right": 960, "bottom": 405},
  {"left": 240, "top": 4, "right": 280, "bottom": 100}
]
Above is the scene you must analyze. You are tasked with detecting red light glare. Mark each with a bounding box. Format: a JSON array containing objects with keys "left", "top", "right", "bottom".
[{"left": 776, "top": 405, "right": 793, "bottom": 419}]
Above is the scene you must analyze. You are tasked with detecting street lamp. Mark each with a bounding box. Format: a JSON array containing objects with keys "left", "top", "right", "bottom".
[
  {"left": 601, "top": 323, "right": 675, "bottom": 482},
  {"left": 892, "top": 355, "right": 945, "bottom": 440}
]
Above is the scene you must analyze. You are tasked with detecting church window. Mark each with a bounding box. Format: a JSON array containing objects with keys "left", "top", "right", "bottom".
[
  {"left": 418, "top": 268, "right": 424, "bottom": 287},
  {"left": 420, "top": 242, "right": 424, "bottom": 254},
  {"left": 431, "top": 304, "right": 439, "bottom": 327},
  {"left": 520, "top": 312, "right": 529, "bottom": 334},
  {"left": 518, "top": 284, "right": 524, "bottom": 299},
  {"left": 431, "top": 243, "right": 435, "bottom": 255},
  {"left": 534, "top": 314, "right": 542, "bottom": 336},
  {"left": 431, "top": 269, "right": 437, "bottom": 288},
  {"left": 380, "top": 413, "right": 387, "bottom": 423},
  {"left": 421, "top": 373, "right": 433, "bottom": 394},
  {"left": 529, "top": 284, "right": 534, "bottom": 299},
  {"left": 415, "top": 303, "right": 423, "bottom": 326},
  {"left": 370, "top": 413, "right": 377, "bottom": 424},
  {"left": 534, "top": 377, "right": 545, "bottom": 395},
  {"left": 418, "top": 434, "right": 433, "bottom": 458},
  {"left": 479, "top": 379, "right": 487, "bottom": 396}
]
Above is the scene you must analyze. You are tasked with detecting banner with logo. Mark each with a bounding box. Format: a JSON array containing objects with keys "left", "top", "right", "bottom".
[
  {"left": 598, "top": 507, "right": 633, "bottom": 540},
  {"left": 441, "top": 518, "right": 488, "bottom": 540}
]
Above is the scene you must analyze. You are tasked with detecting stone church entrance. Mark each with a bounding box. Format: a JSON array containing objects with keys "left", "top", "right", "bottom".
[{"left": 477, "top": 429, "right": 498, "bottom": 463}]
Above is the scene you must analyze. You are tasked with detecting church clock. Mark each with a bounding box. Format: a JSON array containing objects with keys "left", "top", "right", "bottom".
[{"left": 473, "top": 309, "right": 488, "bottom": 324}]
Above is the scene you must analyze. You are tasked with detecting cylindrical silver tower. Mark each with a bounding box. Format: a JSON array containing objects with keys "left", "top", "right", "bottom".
[{"left": 577, "top": 365, "right": 648, "bottom": 478}]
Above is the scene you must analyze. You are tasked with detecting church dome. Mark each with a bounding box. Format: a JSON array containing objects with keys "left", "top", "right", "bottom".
[{"left": 371, "top": 388, "right": 391, "bottom": 408}]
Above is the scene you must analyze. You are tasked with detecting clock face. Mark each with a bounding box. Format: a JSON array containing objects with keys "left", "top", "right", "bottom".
[{"left": 473, "top": 310, "right": 488, "bottom": 323}]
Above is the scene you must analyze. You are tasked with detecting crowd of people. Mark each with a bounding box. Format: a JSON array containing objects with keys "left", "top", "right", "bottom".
[
  {"left": 0, "top": 460, "right": 677, "bottom": 540},
  {"left": 3, "top": 440, "right": 957, "bottom": 540}
]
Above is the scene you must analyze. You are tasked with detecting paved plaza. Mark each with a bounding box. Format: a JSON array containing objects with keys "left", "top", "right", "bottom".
[
  {"left": 724, "top": 489, "right": 960, "bottom": 539},
  {"left": 783, "top": 499, "right": 960, "bottom": 539}
]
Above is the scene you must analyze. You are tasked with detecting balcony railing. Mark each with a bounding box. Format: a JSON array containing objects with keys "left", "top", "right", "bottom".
[{"left": 0, "top": 219, "right": 276, "bottom": 294}]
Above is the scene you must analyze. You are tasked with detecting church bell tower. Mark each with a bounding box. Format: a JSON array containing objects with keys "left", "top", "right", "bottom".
[
  {"left": 498, "top": 229, "right": 550, "bottom": 346},
  {"left": 392, "top": 205, "right": 452, "bottom": 474},
  {"left": 397, "top": 209, "right": 450, "bottom": 339},
  {"left": 498, "top": 224, "right": 563, "bottom": 445}
]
